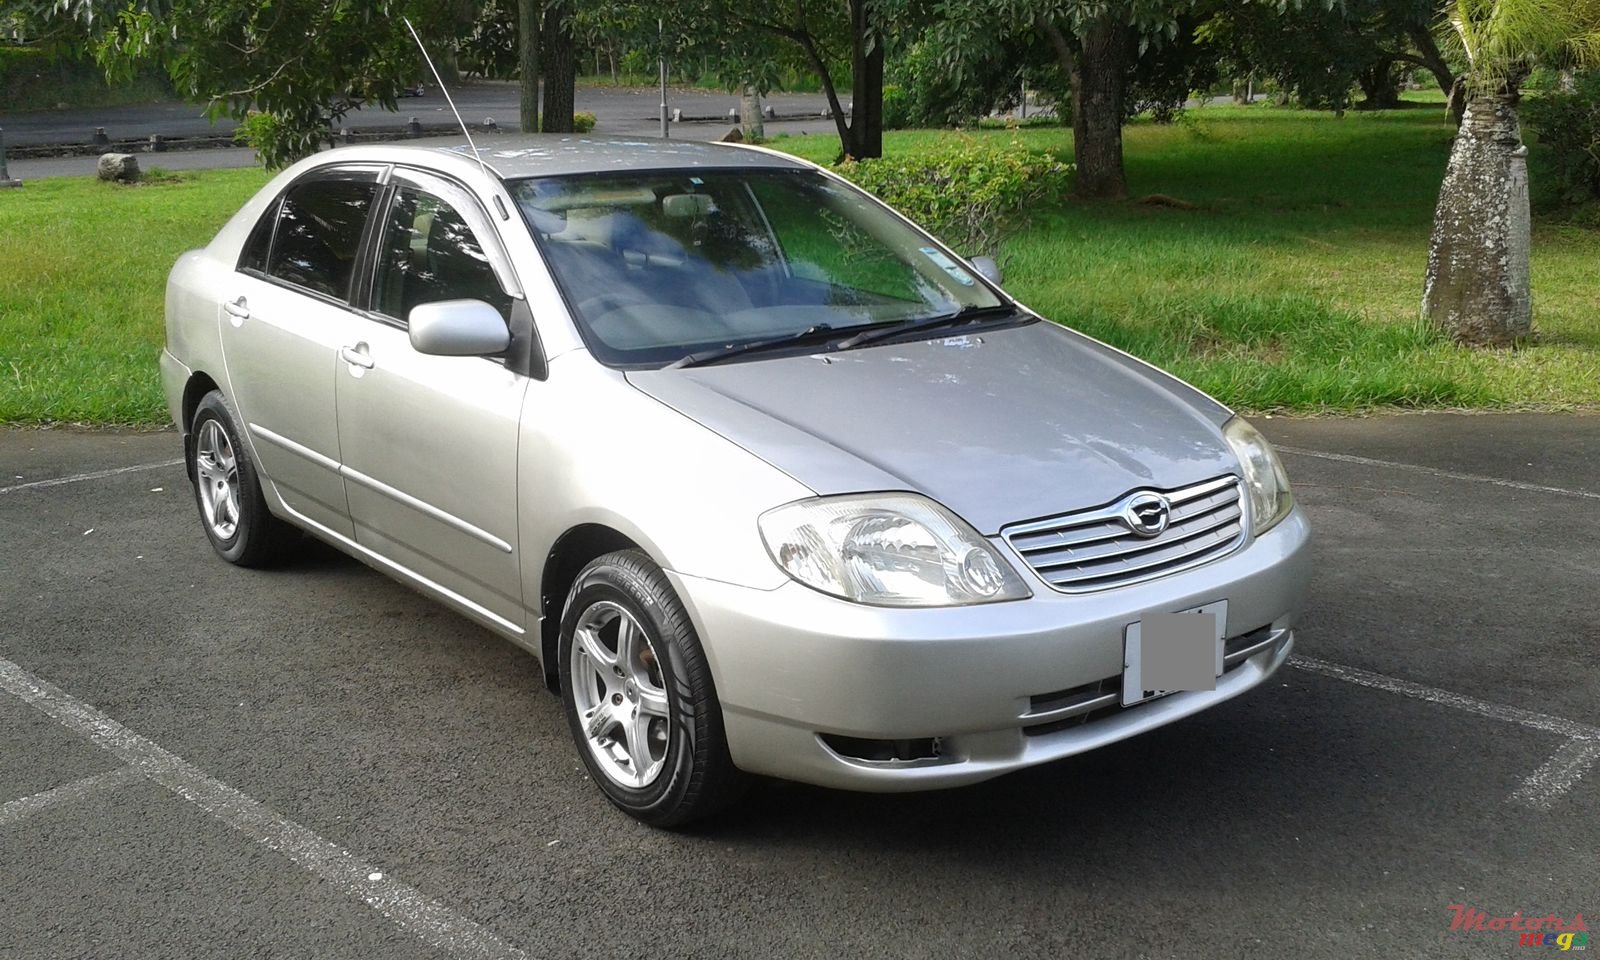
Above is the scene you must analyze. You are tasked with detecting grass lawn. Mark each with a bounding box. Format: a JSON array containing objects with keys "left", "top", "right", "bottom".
[
  {"left": 0, "top": 169, "right": 271, "bottom": 423},
  {"left": 1, "top": 99, "right": 1596, "bottom": 424},
  {"left": 777, "top": 102, "right": 1600, "bottom": 412}
]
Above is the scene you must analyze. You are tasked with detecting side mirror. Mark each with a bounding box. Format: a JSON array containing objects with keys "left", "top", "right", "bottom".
[
  {"left": 969, "top": 255, "right": 1003, "bottom": 287},
  {"left": 408, "top": 299, "right": 510, "bottom": 357}
]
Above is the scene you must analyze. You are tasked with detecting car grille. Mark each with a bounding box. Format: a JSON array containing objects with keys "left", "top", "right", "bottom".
[{"left": 1001, "top": 474, "right": 1245, "bottom": 593}]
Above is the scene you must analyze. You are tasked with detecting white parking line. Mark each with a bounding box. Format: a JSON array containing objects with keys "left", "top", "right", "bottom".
[
  {"left": 0, "top": 655, "right": 529, "bottom": 960},
  {"left": 0, "top": 766, "right": 142, "bottom": 827},
  {"left": 1290, "top": 656, "right": 1600, "bottom": 810},
  {"left": 1276, "top": 446, "right": 1600, "bottom": 501},
  {"left": 1290, "top": 656, "right": 1600, "bottom": 741},
  {"left": 1508, "top": 740, "right": 1600, "bottom": 811},
  {"left": 0, "top": 459, "right": 184, "bottom": 496}
]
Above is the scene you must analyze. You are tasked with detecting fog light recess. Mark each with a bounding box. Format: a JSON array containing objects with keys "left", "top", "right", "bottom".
[{"left": 819, "top": 734, "right": 945, "bottom": 764}]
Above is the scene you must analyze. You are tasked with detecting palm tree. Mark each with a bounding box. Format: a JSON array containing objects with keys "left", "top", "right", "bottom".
[{"left": 1421, "top": 0, "right": 1600, "bottom": 345}]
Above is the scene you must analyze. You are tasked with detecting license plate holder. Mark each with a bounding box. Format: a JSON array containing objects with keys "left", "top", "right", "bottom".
[{"left": 1122, "top": 600, "right": 1228, "bottom": 707}]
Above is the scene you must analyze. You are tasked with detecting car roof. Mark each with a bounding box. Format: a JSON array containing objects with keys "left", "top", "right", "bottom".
[{"left": 317, "top": 135, "right": 812, "bottom": 180}]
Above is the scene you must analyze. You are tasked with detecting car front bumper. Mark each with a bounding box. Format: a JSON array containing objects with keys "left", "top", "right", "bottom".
[{"left": 668, "top": 505, "right": 1311, "bottom": 792}]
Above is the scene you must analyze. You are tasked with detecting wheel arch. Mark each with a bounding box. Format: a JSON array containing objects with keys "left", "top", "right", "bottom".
[
  {"left": 539, "top": 523, "right": 643, "bottom": 692},
  {"left": 180, "top": 371, "right": 223, "bottom": 472}
]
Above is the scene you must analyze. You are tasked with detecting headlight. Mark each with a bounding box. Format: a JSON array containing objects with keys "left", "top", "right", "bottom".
[
  {"left": 1222, "top": 417, "right": 1294, "bottom": 535},
  {"left": 758, "top": 493, "right": 1031, "bottom": 607}
]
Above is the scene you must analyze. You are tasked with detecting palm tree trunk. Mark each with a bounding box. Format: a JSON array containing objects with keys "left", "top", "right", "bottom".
[{"left": 1421, "top": 94, "right": 1532, "bottom": 346}]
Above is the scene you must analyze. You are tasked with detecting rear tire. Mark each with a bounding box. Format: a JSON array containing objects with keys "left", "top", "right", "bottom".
[
  {"left": 559, "top": 549, "right": 746, "bottom": 827},
  {"left": 189, "top": 391, "right": 298, "bottom": 567}
]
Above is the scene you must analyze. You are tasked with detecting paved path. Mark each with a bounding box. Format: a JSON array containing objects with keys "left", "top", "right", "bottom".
[
  {"left": 1, "top": 82, "right": 834, "bottom": 146},
  {"left": 2, "top": 411, "right": 1596, "bottom": 958},
  {"left": 4, "top": 115, "right": 843, "bottom": 180}
]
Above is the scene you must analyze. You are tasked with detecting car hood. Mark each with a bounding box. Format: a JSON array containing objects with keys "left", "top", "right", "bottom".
[{"left": 625, "top": 320, "right": 1238, "bottom": 535}]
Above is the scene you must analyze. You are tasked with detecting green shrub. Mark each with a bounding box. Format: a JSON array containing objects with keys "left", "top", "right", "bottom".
[
  {"left": 572, "top": 111, "right": 597, "bottom": 133},
  {"left": 834, "top": 140, "right": 1072, "bottom": 254},
  {"left": 1524, "top": 70, "right": 1600, "bottom": 212},
  {"left": 886, "top": 38, "right": 994, "bottom": 128},
  {"left": 881, "top": 84, "right": 913, "bottom": 130}
]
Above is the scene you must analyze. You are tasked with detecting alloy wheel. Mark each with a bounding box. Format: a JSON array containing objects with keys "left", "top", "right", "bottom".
[
  {"left": 568, "top": 600, "right": 672, "bottom": 789},
  {"left": 194, "top": 419, "right": 241, "bottom": 541}
]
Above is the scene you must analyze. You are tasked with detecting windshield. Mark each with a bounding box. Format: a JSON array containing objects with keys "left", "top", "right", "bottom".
[{"left": 509, "top": 168, "right": 1006, "bottom": 366}]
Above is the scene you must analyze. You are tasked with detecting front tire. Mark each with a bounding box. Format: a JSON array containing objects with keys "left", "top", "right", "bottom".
[
  {"left": 189, "top": 391, "right": 297, "bottom": 566},
  {"left": 559, "top": 550, "right": 745, "bottom": 827}
]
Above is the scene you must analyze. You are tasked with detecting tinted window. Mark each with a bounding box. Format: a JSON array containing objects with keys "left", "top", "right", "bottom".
[
  {"left": 372, "top": 185, "right": 510, "bottom": 322},
  {"left": 238, "top": 199, "right": 277, "bottom": 274},
  {"left": 267, "top": 178, "right": 379, "bottom": 300}
]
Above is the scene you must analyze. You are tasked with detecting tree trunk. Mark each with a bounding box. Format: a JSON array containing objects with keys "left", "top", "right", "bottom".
[
  {"left": 1421, "top": 94, "right": 1532, "bottom": 346},
  {"left": 1357, "top": 60, "right": 1401, "bottom": 109},
  {"left": 541, "top": 1, "right": 576, "bottom": 133},
  {"left": 438, "top": 49, "right": 462, "bottom": 86},
  {"left": 1068, "top": 16, "right": 1129, "bottom": 200},
  {"left": 740, "top": 85, "right": 764, "bottom": 141},
  {"left": 1445, "top": 78, "right": 1468, "bottom": 128},
  {"left": 1407, "top": 26, "right": 1456, "bottom": 98},
  {"left": 517, "top": 0, "right": 540, "bottom": 134},
  {"left": 788, "top": 27, "right": 854, "bottom": 157},
  {"left": 847, "top": 0, "right": 883, "bottom": 159}
]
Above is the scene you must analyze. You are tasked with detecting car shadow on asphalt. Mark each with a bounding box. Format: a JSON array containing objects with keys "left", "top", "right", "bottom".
[{"left": 687, "top": 668, "right": 1554, "bottom": 883}]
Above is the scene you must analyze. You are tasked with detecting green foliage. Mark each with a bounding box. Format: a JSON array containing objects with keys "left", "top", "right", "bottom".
[
  {"left": 881, "top": 83, "right": 912, "bottom": 129},
  {"left": 58, "top": 0, "right": 451, "bottom": 169},
  {"left": 7, "top": 104, "right": 1600, "bottom": 422},
  {"left": 572, "top": 110, "right": 597, "bottom": 132},
  {"left": 1525, "top": 69, "right": 1600, "bottom": 210},
  {"left": 1124, "top": 12, "right": 1219, "bottom": 122},
  {"left": 885, "top": 34, "right": 1015, "bottom": 128},
  {"left": 232, "top": 110, "right": 289, "bottom": 155},
  {"left": 0, "top": 44, "right": 171, "bottom": 109},
  {"left": 778, "top": 104, "right": 1600, "bottom": 412},
  {"left": 834, "top": 138, "right": 1073, "bottom": 253},
  {"left": 458, "top": 0, "right": 518, "bottom": 79},
  {"left": 1445, "top": 0, "right": 1600, "bottom": 93}
]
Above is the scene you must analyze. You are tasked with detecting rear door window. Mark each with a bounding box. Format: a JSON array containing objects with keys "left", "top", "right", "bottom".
[
  {"left": 238, "top": 199, "right": 278, "bottom": 275},
  {"left": 266, "top": 175, "right": 381, "bottom": 301}
]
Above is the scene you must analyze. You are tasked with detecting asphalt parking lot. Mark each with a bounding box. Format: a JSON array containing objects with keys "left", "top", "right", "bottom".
[{"left": 2, "top": 412, "right": 1596, "bottom": 959}]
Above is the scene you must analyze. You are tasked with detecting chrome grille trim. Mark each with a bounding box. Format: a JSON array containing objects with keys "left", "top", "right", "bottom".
[{"left": 1002, "top": 475, "right": 1245, "bottom": 593}]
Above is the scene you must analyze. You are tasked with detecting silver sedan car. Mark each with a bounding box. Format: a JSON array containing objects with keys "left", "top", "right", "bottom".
[{"left": 161, "top": 136, "right": 1310, "bottom": 826}]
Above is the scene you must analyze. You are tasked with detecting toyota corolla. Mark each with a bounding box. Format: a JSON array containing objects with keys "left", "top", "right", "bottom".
[{"left": 160, "top": 136, "right": 1311, "bottom": 826}]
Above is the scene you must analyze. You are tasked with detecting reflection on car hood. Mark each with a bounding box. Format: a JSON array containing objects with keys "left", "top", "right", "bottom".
[{"left": 625, "top": 320, "right": 1238, "bottom": 535}]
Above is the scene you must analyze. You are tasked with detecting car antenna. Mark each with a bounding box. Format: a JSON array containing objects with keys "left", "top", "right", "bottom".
[{"left": 402, "top": 16, "right": 491, "bottom": 180}]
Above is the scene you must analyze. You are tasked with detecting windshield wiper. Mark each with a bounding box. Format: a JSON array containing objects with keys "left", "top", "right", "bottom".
[
  {"left": 667, "top": 324, "right": 848, "bottom": 369},
  {"left": 834, "top": 304, "right": 1020, "bottom": 351}
]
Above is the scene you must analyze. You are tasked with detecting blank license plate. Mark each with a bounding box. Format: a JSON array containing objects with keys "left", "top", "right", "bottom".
[{"left": 1121, "top": 600, "right": 1227, "bottom": 707}]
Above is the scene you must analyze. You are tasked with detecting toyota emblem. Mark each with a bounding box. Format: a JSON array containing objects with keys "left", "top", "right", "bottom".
[{"left": 1123, "top": 493, "right": 1171, "bottom": 538}]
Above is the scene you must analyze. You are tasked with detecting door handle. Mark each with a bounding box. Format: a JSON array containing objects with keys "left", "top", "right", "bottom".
[
  {"left": 223, "top": 297, "right": 250, "bottom": 323},
  {"left": 340, "top": 343, "right": 375, "bottom": 370}
]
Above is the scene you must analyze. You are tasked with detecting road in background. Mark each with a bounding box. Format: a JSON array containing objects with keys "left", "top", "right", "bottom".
[
  {"left": 0, "top": 82, "right": 835, "bottom": 147},
  {"left": 3, "top": 116, "right": 844, "bottom": 180}
]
